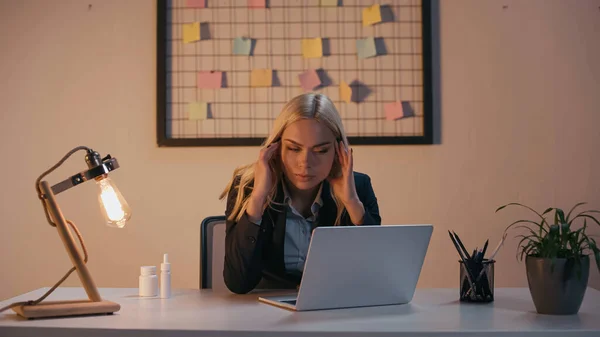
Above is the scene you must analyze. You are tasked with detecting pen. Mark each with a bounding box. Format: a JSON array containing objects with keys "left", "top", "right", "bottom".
[
  {"left": 448, "top": 231, "right": 477, "bottom": 290},
  {"left": 481, "top": 239, "right": 489, "bottom": 260},
  {"left": 452, "top": 231, "right": 472, "bottom": 260}
]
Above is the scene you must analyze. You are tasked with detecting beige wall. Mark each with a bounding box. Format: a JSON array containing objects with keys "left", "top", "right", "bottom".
[{"left": 1, "top": 0, "right": 599, "bottom": 301}]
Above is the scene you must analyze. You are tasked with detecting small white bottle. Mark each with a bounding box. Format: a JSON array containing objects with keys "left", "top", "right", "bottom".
[
  {"left": 139, "top": 266, "right": 158, "bottom": 297},
  {"left": 160, "top": 253, "right": 171, "bottom": 298}
]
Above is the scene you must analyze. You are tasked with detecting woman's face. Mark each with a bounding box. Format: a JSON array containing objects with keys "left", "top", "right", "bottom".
[{"left": 279, "top": 119, "right": 337, "bottom": 191}]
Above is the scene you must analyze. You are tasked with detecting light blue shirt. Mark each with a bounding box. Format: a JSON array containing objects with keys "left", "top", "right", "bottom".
[
  {"left": 251, "top": 182, "right": 323, "bottom": 275},
  {"left": 281, "top": 182, "right": 322, "bottom": 275}
]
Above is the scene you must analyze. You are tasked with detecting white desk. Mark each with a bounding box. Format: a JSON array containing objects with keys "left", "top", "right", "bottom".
[{"left": 1, "top": 287, "right": 600, "bottom": 336}]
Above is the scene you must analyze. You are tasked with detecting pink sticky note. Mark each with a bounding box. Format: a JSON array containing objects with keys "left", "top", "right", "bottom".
[
  {"left": 384, "top": 102, "right": 405, "bottom": 121},
  {"left": 186, "top": 0, "right": 206, "bottom": 8},
  {"left": 298, "top": 70, "right": 321, "bottom": 92},
  {"left": 248, "top": 0, "right": 266, "bottom": 8},
  {"left": 197, "top": 71, "right": 223, "bottom": 89}
]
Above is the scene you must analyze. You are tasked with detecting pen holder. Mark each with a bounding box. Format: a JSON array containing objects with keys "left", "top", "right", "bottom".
[{"left": 459, "top": 259, "right": 495, "bottom": 303}]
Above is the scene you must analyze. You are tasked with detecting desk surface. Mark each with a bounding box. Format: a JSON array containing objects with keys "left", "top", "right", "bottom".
[{"left": 1, "top": 287, "right": 600, "bottom": 336}]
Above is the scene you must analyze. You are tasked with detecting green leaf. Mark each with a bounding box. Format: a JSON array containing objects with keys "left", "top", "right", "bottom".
[
  {"left": 556, "top": 208, "right": 566, "bottom": 225},
  {"left": 542, "top": 207, "right": 554, "bottom": 216},
  {"left": 577, "top": 214, "right": 600, "bottom": 228},
  {"left": 566, "top": 202, "right": 587, "bottom": 222},
  {"left": 496, "top": 203, "right": 546, "bottom": 220}
]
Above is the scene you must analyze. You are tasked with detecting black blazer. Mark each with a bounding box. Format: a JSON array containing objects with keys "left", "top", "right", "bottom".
[{"left": 223, "top": 172, "right": 381, "bottom": 294}]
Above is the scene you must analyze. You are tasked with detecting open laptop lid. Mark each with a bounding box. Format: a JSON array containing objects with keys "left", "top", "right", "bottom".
[{"left": 295, "top": 224, "right": 433, "bottom": 311}]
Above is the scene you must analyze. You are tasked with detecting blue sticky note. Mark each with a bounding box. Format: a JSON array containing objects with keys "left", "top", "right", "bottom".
[
  {"left": 233, "top": 37, "right": 252, "bottom": 55},
  {"left": 356, "top": 37, "right": 377, "bottom": 59}
]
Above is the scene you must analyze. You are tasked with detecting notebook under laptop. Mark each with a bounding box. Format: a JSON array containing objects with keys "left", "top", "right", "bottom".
[{"left": 258, "top": 224, "right": 433, "bottom": 311}]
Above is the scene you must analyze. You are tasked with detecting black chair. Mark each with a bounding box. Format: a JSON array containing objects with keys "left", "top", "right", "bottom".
[
  {"left": 200, "top": 215, "right": 227, "bottom": 290},
  {"left": 200, "top": 215, "right": 299, "bottom": 291}
]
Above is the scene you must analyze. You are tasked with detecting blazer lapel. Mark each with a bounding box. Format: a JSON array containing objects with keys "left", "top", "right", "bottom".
[
  {"left": 315, "top": 180, "right": 337, "bottom": 228},
  {"left": 269, "top": 180, "right": 287, "bottom": 273}
]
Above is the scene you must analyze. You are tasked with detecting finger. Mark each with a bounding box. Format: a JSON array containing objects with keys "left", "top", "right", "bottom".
[
  {"left": 265, "top": 141, "right": 279, "bottom": 158},
  {"left": 259, "top": 141, "right": 278, "bottom": 161},
  {"left": 339, "top": 141, "right": 348, "bottom": 167},
  {"left": 348, "top": 148, "right": 354, "bottom": 172}
]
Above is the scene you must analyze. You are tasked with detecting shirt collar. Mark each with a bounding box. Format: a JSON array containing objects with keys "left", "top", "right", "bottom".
[{"left": 282, "top": 180, "right": 323, "bottom": 208}]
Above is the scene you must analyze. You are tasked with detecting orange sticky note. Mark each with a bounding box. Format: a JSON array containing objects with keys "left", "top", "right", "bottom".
[
  {"left": 340, "top": 80, "right": 352, "bottom": 103},
  {"left": 188, "top": 102, "right": 208, "bottom": 120},
  {"left": 251, "top": 69, "right": 272, "bottom": 87},
  {"left": 186, "top": 0, "right": 206, "bottom": 8},
  {"left": 248, "top": 0, "right": 266, "bottom": 8},
  {"left": 302, "top": 38, "right": 323, "bottom": 59},
  {"left": 362, "top": 4, "right": 382, "bottom": 26},
  {"left": 182, "top": 22, "right": 200, "bottom": 44},
  {"left": 384, "top": 102, "right": 404, "bottom": 121},
  {"left": 197, "top": 71, "right": 223, "bottom": 89}
]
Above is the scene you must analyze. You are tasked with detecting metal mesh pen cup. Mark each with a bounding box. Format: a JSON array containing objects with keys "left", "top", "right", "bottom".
[{"left": 459, "top": 259, "right": 495, "bottom": 302}]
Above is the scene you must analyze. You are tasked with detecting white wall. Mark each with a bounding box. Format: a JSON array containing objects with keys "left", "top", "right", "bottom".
[{"left": 1, "top": 0, "right": 599, "bottom": 301}]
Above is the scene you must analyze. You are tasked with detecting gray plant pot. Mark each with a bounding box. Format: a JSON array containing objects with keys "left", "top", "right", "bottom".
[{"left": 525, "top": 255, "right": 589, "bottom": 315}]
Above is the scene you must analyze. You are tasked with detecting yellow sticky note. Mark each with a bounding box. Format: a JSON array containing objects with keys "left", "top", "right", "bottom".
[
  {"left": 183, "top": 22, "right": 200, "bottom": 44},
  {"left": 340, "top": 80, "right": 352, "bottom": 103},
  {"left": 302, "top": 38, "right": 323, "bottom": 59},
  {"left": 362, "top": 4, "right": 382, "bottom": 27},
  {"left": 320, "top": 0, "right": 338, "bottom": 6},
  {"left": 188, "top": 102, "right": 207, "bottom": 120},
  {"left": 250, "top": 69, "right": 272, "bottom": 87}
]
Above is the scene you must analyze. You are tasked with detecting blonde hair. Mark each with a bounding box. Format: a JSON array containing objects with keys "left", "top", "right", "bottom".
[{"left": 219, "top": 93, "right": 349, "bottom": 225}]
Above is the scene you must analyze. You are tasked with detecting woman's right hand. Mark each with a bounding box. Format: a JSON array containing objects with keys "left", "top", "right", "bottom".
[{"left": 246, "top": 141, "right": 279, "bottom": 222}]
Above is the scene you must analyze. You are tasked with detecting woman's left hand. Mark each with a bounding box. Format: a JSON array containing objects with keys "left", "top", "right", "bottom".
[
  {"left": 328, "top": 141, "right": 365, "bottom": 224},
  {"left": 328, "top": 141, "right": 359, "bottom": 207}
]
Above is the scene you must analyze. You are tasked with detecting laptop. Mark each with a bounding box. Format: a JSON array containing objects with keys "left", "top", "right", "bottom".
[{"left": 258, "top": 224, "right": 433, "bottom": 311}]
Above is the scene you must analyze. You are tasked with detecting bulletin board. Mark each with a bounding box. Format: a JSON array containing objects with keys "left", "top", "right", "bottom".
[{"left": 156, "top": 0, "right": 433, "bottom": 146}]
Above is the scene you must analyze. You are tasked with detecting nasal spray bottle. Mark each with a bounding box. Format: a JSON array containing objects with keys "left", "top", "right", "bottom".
[{"left": 160, "top": 253, "right": 171, "bottom": 298}]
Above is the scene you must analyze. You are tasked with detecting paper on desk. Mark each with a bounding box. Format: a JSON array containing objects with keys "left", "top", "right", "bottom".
[
  {"left": 188, "top": 102, "right": 208, "bottom": 120},
  {"left": 356, "top": 37, "right": 377, "bottom": 59},
  {"left": 298, "top": 69, "right": 321, "bottom": 92},
  {"left": 182, "top": 22, "right": 200, "bottom": 44},
  {"left": 251, "top": 69, "right": 273, "bottom": 87},
  {"left": 233, "top": 37, "right": 252, "bottom": 55},
  {"left": 248, "top": 0, "right": 266, "bottom": 8},
  {"left": 320, "top": 0, "right": 339, "bottom": 6},
  {"left": 384, "top": 102, "right": 405, "bottom": 121},
  {"left": 340, "top": 80, "right": 352, "bottom": 103},
  {"left": 197, "top": 71, "right": 223, "bottom": 89},
  {"left": 302, "top": 38, "right": 323, "bottom": 58},
  {"left": 185, "top": 0, "right": 206, "bottom": 8},
  {"left": 362, "top": 4, "right": 382, "bottom": 26}
]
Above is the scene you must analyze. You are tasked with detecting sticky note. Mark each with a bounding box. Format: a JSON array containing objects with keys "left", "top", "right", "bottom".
[
  {"left": 197, "top": 71, "right": 223, "bottom": 89},
  {"left": 182, "top": 22, "right": 200, "bottom": 44},
  {"left": 362, "top": 4, "right": 382, "bottom": 26},
  {"left": 340, "top": 80, "right": 352, "bottom": 103},
  {"left": 248, "top": 0, "right": 266, "bottom": 8},
  {"left": 298, "top": 70, "right": 321, "bottom": 92},
  {"left": 302, "top": 38, "right": 323, "bottom": 59},
  {"left": 189, "top": 102, "right": 208, "bottom": 120},
  {"left": 233, "top": 37, "right": 252, "bottom": 55},
  {"left": 320, "top": 0, "right": 338, "bottom": 6},
  {"left": 251, "top": 69, "right": 272, "bottom": 87},
  {"left": 185, "top": 0, "right": 206, "bottom": 8},
  {"left": 384, "top": 102, "right": 405, "bottom": 121},
  {"left": 356, "top": 37, "right": 377, "bottom": 59}
]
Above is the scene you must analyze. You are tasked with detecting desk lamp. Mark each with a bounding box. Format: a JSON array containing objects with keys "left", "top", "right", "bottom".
[{"left": 8, "top": 146, "right": 131, "bottom": 319}]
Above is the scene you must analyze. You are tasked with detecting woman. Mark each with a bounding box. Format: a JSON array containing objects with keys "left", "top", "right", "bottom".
[{"left": 219, "top": 93, "right": 381, "bottom": 294}]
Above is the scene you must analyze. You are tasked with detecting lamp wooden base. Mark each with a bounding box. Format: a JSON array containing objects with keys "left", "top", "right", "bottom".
[{"left": 13, "top": 300, "right": 120, "bottom": 319}]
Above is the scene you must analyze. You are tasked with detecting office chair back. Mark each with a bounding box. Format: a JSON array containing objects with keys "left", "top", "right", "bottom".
[{"left": 200, "top": 215, "right": 227, "bottom": 290}]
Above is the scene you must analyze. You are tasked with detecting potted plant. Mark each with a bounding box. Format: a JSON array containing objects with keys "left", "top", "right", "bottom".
[{"left": 496, "top": 202, "right": 600, "bottom": 315}]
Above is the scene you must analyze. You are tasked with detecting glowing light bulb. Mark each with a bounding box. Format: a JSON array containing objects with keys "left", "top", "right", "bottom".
[{"left": 96, "top": 177, "right": 131, "bottom": 228}]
